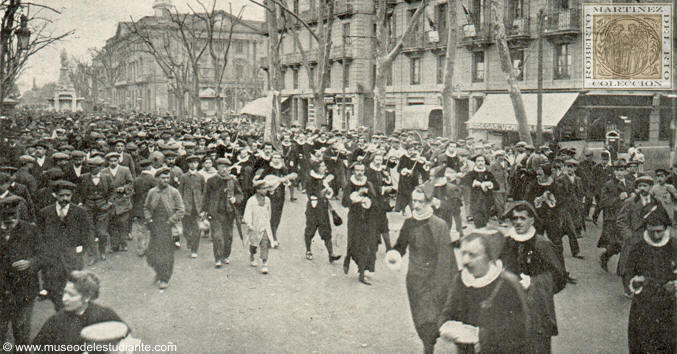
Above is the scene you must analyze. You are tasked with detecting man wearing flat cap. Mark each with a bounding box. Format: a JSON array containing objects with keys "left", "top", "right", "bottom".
[
  {"left": 598, "top": 162, "right": 637, "bottom": 273},
  {"left": 0, "top": 195, "right": 41, "bottom": 348},
  {"left": 111, "top": 137, "right": 136, "bottom": 177},
  {"left": 102, "top": 151, "right": 134, "bottom": 252},
  {"left": 650, "top": 168, "right": 677, "bottom": 225},
  {"left": 76, "top": 156, "right": 114, "bottom": 262},
  {"left": 37, "top": 180, "right": 92, "bottom": 311},
  {"left": 16, "top": 155, "right": 37, "bottom": 195},
  {"left": 63, "top": 150, "right": 88, "bottom": 185}
]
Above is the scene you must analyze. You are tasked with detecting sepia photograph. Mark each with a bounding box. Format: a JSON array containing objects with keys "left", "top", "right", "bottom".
[{"left": 0, "top": 0, "right": 675, "bottom": 353}]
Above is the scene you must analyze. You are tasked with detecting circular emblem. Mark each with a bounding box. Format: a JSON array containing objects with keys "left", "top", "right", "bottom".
[{"left": 594, "top": 16, "right": 662, "bottom": 79}]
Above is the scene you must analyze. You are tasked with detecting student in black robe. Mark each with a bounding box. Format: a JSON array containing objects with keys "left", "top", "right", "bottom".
[
  {"left": 32, "top": 271, "right": 124, "bottom": 354},
  {"left": 439, "top": 230, "right": 530, "bottom": 354},
  {"left": 461, "top": 155, "right": 498, "bottom": 228},
  {"left": 625, "top": 207, "right": 676, "bottom": 354},
  {"left": 386, "top": 183, "right": 455, "bottom": 354}
]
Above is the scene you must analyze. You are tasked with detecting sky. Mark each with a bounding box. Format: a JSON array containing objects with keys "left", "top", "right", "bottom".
[{"left": 18, "top": 0, "right": 264, "bottom": 93}]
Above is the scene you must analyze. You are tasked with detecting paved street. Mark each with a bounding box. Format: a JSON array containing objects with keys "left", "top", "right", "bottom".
[{"left": 29, "top": 194, "right": 630, "bottom": 353}]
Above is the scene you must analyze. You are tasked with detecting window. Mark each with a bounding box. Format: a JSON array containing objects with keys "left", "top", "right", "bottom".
[
  {"left": 309, "top": 0, "right": 315, "bottom": 12},
  {"left": 343, "top": 23, "right": 351, "bottom": 45},
  {"left": 281, "top": 70, "right": 286, "bottom": 89},
  {"left": 473, "top": 0, "right": 485, "bottom": 28},
  {"left": 387, "top": 12, "right": 396, "bottom": 41},
  {"left": 371, "top": 64, "right": 376, "bottom": 90},
  {"left": 309, "top": 65, "right": 316, "bottom": 84},
  {"left": 252, "top": 42, "right": 257, "bottom": 63},
  {"left": 408, "top": 9, "right": 421, "bottom": 38},
  {"left": 386, "top": 64, "right": 393, "bottom": 86},
  {"left": 437, "top": 3, "right": 447, "bottom": 33},
  {"left": 293, "top": 69, "right": 299, "bottom": 89},
  {"left": 325, "top": 67, "right": 331, "bottom": 88},
  {"left": 510, "top": 49, "right": 525, "bottom": 80},
  {"left": 437, "top": 55, "right": 445, "bottom": 84},
  {"left": 510, "top": 0, "right": 524, "bottom": 19},
  {"left": 293, "top": 0, "right": 299, "bottom": 14},
  {"left": 343, "top": 62, "right": 350, "bottom": 87},
  {"left": 472, "top": 51, "right": 485, "bottom": 82},
  {"left": 235, "top": 40, "right": 244, "bottom": 54},
  {"left": 410, "top": 57, "right": 421, "bottom": 85},
  {"left": 554, "top": 43, "right": 571, "bottom": 79}
]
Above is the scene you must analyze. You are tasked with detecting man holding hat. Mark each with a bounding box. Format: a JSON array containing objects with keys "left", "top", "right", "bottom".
[
  {"left": 37, "top": 180, "right": 92, "bottom": 310},
  {"left": 201, "top": 157, "right": 243, "bottom": 268},
  {"left": 0, "top": 195, "right": 41, "bottom": 348}
]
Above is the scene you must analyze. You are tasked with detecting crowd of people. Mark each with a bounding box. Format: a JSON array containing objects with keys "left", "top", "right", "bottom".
[{"left": 0, "top": 111, "right": 674, "bottom": 353}]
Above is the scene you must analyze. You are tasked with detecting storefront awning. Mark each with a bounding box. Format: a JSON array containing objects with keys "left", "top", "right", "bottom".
[
  {"left": 466, "top": 93, "right": 579, "bottom": 132},
  {"left": 401, "top": 105, "right": 443, "bottom": 130}
]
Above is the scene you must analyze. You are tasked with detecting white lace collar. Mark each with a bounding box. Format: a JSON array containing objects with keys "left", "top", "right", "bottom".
[
  {"left": 269, "top": 161, "right": 284, "bottom": 169},
  {"left": 538, "top": 177, "right": 553, "bottom": 186},
  {"left": 461, "top": 260, "right": 503, "bottom": 288},
  {"left": 643, "top": 229, "right": 671, "bottom": 248},
  {"left": 474, "top": 165, "right": 486, "bottom": 173},
  {"left": 507, "top": 226, "right": 536, "bottom": 242},
  {"left": 446, "top": 150, "right": 457, "bottom": 158},
  {"left": 369, "top": 163, "right": 384, "bottom": 172},
  {"left": 350, "top": 175, "right": 367, "bottom": 186}
]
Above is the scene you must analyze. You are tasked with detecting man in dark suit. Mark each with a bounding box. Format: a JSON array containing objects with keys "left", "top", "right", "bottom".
[
  {"left": 0, "top": 195, "right": 41, "bottom": 347},
  {"left": 111, "top": 137, "right": 137, "bottom": 177},
  {"left": 132, "top": 159, "right": 156, "bottom": 256},
  {"left": 77, "top": 156, "right": 113, "bottom": 263},
  {"left": 179, "top": 155, "right": 205, "bottom": 258},
  {"left": 63, "top": 150, "right": 88, "bottom": 185},
  {"left": 102, "top": 152, "right": 134, "bottom": 252},
  {"left": 37, "top": 180, "right": 92, "bottom": 311},
  {"left": 598, "top": 161, "right": 636, "bottom": 271}
]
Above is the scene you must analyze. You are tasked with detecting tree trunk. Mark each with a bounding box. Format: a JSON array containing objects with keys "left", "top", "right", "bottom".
[
  {"left": 492, "top": 0, "right": 532, "bottom": 145},
  {"left": 373, "top": 57, "right": 389, "bottom": 134},
  {"left": 264, "top": 0, "right": 282, "bottom": 144},
  {"left": 216, "top": 88, "right": 224, "bottom": 120},
  {"left": 192, "top": 69, "right": 203, "bottom": 119},
  {"left": 442, "top": 0, "right": 458, "bottom": 139}
]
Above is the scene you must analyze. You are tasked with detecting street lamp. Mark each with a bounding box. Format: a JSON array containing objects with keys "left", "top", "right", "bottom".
[{"left": 16, "top": 15, "right": 30, "bottom": 51}]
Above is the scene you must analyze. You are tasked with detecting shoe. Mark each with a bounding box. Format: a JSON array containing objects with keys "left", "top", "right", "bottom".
[
  {"left": 305, "top": 251, "right": 313, "bottom": 260},
  {"left": 272, "top": 240, "right": 280, "bottom": 248},
  {"left": 359, "top": 275, "right": 372, "bottom": 286},
  {"left": 599, "top": 254, "right": 609, "bottom": 272},
  {"left": 572, "top": 253, "right": 585, "bottom": 260},
  {"left": 343, "top": 263, "right": 349, "bottom": 275},
  {"left": 250, "top": 260, "right": 259, "bottom": 267},
  {"left": 127, "top": 234, "right": 133, "bottom": 241},
  {"left": 260, "top": 265, "right": 269, "bottom": 274},
  {"left": 329, "top": 254, "right": 341, "bottom": 263},
  {"left": 567, "top": 275, "right": 577, "bottom": 284},
  {"left": 191, "top": 253, "right": 198, "bottom": 259},
  {"left": 290, "top": 197, "right": 297, "bottom": 201},
  {"left": 215, "top": 260, "right": 222, "bottom": 268},
  {"left": 39, "top": 289, "right": 48, "bottom": 297},
  {"left": 158, "top": 281, "right": 168, "bottom": 289},
  {"left": 223, "top": 258, "right": 230, "bottom": 264}
]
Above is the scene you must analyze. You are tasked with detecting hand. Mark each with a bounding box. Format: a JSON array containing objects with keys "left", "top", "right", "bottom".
[
  {"left": 11, "top": 259, "right": 32, "bottom": 271},
  {"left": 619, "top": 192, "right": 628, "bottom": 200},
  {"left": 519, "top": 273, "right": 531, "bottom": 290},
  {"left": 229, "top": 197, "right": 237, "bottom": 204},
  {"left": 76, "top": 246, "right": 83, "bottom": 254},
  {"left": 116, "top": 186, "right": 125, "bottom": 193},
  {"left": 439, "top": 321, "right": 460, "bottom": 342},
  {"left": 200, "top": 211, "right": 207, "bottom": 218}
]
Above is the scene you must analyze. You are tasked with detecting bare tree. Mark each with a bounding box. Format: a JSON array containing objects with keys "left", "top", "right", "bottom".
[
  {"left": 193, "top": 1, "right": 244, "bottom": 120},
  {"left": 67, "top": 55, "right": 96, "bottom": 109},
  {"left": 128, "top": 16, "right": 191, "bottom": 118},
  {"left": 441, "top": 1, "right": 458, "bottom": 138},
  {"left": 90, "top": 46, "right": 129, "bottom": 107},
  {"left": 0, "top": 0, "right": 72, "bottom": 112},
  {"left": 491, "top": 0, "right": 532, "bottom": 144},
  {"left": 373, "top": 0, "right": 428, "bottom": 133}
]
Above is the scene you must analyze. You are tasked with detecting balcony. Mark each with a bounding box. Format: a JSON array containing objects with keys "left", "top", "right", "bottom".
[
  {"left": 335, "top": 0, "right": 354, "bottom": 18},
  {"left": 458, "top": 23, "right": 493, "bottom": 49},
  {"left": 402, "top": 28, "right": 448, "bottom": 54},
  {"left": 543, "top": 8, "right": 580, "bottom": 43},
  {"left": 330, "top": 43, "right": 352, "bottom": 61},
  {"left": 505, "top": 16, "right": 532, "bottom": 47}
]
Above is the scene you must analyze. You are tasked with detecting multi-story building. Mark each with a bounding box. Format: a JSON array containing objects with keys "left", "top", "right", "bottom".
[
  {"left": 274, "top": 0, "right": 377, "bottom": 130},
  {"left": 386, "top": 0, "right": 676, "bottom": 152},
  {"left": 93, "top": 0, "right": 266, "bottom": 117}
]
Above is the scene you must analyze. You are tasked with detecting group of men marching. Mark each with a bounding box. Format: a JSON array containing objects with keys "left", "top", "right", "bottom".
[{"left": 0, "top": 111, "right": 675, "bottom": 353}]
